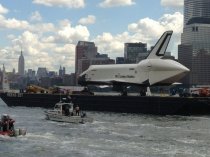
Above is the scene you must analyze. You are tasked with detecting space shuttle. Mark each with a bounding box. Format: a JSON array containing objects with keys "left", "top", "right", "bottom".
[{"left": 78, "top": 31, "right": 189, "bottom": 87}]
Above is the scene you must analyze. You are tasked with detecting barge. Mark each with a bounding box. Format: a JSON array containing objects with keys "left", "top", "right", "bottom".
[{"left": 1, "top": 92, "right": 210, "bottom": 115}]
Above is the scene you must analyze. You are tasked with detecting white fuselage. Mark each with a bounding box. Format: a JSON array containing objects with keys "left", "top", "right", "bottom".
[{"left": 79, "top": 58, "right": 189, "bottom": 86}]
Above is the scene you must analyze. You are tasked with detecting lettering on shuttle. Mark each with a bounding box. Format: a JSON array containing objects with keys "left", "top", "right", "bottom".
[
  {"left": 6, "top": 93, "right": 23, "bottom": 97},
  {"left": 115, "top": 74, "right": 135, "bottom": 78}
]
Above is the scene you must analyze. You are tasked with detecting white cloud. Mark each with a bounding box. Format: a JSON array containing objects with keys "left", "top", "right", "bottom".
[
  {"left": 94, "top": 32, "right": 128, "bottom": 59},
  {"left": 8, "top": 30, "right": 76, "bottom": 72},
  {"left": 30, "top": 11, "right": 42, "bottom": 22},
  {"left": 0, "top": 4, "right": 9, "bottom": 14},
  {"left": 54, "top": 44, "right": 76, "bottom": 70},
  {"left": 0, "top": 15, "right": 29, "bottom": 30},
  {"left": 55, "top": 44, "right": 75, "bottom": 54},
  {"left": 19, "top": 31, "right": 44, "bottom": 55},
  {"left": 95, "top": 12, "right": 183, "bottom": 59},
  {"left": 0, "top": 48, "right": 18, "bottom": 72},
  {"left": 56, "top": 20, "right": 90, "bottom": 44},
  {"left": 0, "top": 9, "right": 93, "bottom": 73},
  {"left": 99, "top": 0, "right": 135, "bottom": 8},
  {"left": 33, "top": 0, "right": 85, "bottom": 8},
  {"left": 128, "top": 12, "right": 183, "bottom": 40},
  {"left": 0, "top": 13, "right": 54, "bottom": 33},
  {"left": 7, "top": 34, "right": 16, "bottom": 40},
  {"left": 159, "top": 12, "right": 183, "bottom": 34},
  {"left": 161, "top": 0, "right": 183, "bottom": 7},
  {"left": 78, "top": 15, "right": 96, "bottom": 25},
  {"left": 0, "top": 18, "right": 91, "bottom": 73},
  {"left": 29, "top": 23, "right": 56, "bottom": 34}
]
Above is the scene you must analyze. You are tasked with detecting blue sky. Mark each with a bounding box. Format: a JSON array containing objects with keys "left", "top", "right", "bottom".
[{"left": 0, "top": 0, "right": 183, "bottom": 73}]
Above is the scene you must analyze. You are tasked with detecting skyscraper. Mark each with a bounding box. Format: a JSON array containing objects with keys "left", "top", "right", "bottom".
[
  {"left": 75, "top": 41, "right": 97, "bottom": 80},
  {"left": 75, "top": 41, "right": 115, "bottom": 85},
  {"left": 59, "top": 65, "right": 63, "bottom": 76},
  {"left": 178, "top": 0, "right": 210, "bottom": 86},
  {"left": 184, "top": 0, "right": 210, "bottom": 26},
  {"left": 124, "top": 42, "right": 147, "bottom": 63},
  {"left": 18, "top": 50, "right": 25, "bottom": 76}
]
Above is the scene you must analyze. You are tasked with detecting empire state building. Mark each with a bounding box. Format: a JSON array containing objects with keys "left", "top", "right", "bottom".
[{"left": 18, "top": 50, "right": 25, "bottom": 76}]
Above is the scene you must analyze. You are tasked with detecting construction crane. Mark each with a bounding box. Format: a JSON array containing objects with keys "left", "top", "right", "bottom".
[{"left": 26, "top": 85, "right": 52, "bottom": 94}]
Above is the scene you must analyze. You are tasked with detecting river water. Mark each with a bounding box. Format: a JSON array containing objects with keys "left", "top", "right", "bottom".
[{"left": 0, "top": 99, "right": 210, "bottom": 157}]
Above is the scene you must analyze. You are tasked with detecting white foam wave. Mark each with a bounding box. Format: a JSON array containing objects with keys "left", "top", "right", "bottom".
[
  {"left": 26, "top": 132, "right": 58, "bottom": 140},
  {"left": 91, "top": 120, "right": 107, "bottom": 124},
  {"left": 0, "top": 135, "right": 12, "bottom": 140},
  {"left": 175, "top": 138, "right": 200, "bottom": 144},
  {"left": 110, "top": 131, "right": 139, "bottom": 138},
  {"left": 113, "top": 122, "right": 139, "bottom": 127}
]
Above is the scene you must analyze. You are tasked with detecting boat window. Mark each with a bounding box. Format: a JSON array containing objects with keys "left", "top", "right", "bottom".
[
  {"left": 129, "top": 68, "right": 135, "bottom": 70},
  {"left": 64, "top": 104, "right": 69, "bottom": 107},
  {"left": 54, "top": 105, "right": 60, "bottom": 109}
]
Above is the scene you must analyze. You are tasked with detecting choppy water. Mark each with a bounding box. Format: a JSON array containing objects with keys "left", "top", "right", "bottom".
[{"left": 0, "top": 99, "right": 210, "bottom": 157}]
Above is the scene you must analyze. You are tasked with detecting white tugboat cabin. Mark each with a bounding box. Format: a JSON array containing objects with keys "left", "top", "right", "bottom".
[{"left": 45, "top": 101, "right": 93, "bottom": 124}]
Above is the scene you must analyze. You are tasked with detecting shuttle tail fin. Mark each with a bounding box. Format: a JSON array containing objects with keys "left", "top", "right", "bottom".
[{"left": 146, "top": 30, "right": 173, "bottom": 59}]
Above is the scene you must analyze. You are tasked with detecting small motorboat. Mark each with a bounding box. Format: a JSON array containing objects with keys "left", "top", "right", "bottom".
[
  {"left": 0, "top": 114, "right": 26, "bottom": 137},
  {"left": 45, "top": 101, "right": 93, "bottom": 124}
]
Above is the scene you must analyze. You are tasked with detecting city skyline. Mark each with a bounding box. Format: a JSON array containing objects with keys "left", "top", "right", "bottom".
[{"left": 0, "top": 0, "right": 183, "bottom": 73}]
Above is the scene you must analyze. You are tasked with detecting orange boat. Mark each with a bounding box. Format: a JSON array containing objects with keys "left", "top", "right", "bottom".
[{"left": 0, "top": 114, "right": 26, "bottom": 137}]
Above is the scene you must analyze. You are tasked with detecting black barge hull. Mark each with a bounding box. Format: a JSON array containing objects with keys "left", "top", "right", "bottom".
[
  {"left": 1, "top": 92, "right": 210, "bottom": 115},
  {"left": 70, "top": 95, "right": 210, "bottom": 115},
  {"left": 0, "top": 93, "right": 70, "bottom": 108}
]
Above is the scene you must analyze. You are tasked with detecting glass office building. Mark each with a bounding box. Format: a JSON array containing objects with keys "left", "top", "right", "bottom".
[
  {"left": 178, "top": 0, "right": 210, "bottom": 86},
  {"left": 184, "top": 0, "right": 210, "bottom": 26},
  {"left": 124, "top": 42, "right": 147, "bottom": 63}
]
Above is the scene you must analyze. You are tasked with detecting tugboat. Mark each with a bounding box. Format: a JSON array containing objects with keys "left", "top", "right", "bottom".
[
  {"left": 45, "top": 101, "right": 93, "bottom": 124},
  {"left": 0, "top": 114, "right": 26, "bottom": 137}
]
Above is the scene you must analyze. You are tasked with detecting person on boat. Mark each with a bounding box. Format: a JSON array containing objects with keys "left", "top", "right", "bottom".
[
  {"left": 1, "top": 114, "right": 9, "bottom": 131},
  {"left": 69, "top": 102, "right": 74, "bottom": 116},
  {"left": 62, "top": 105, "right": 66, "bottom": 115},
  {"left": 64, "top": 104, "right": 70, "bottom": 116},
  {"left": 8, "top": 117, "right": 15, "bottom": 131},
  {"left": 75, "top": 105, "right": 80, "bottom": 116}
]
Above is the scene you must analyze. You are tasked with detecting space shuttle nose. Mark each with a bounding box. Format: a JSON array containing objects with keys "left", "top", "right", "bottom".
[
  {"left": 175, "top": 62, "right": 190, "bottom": 73},
  {"left": 182, "top": 65, "right": 190, "bottom": 72}
]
